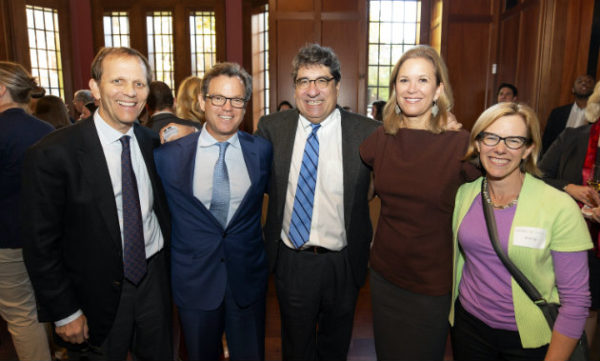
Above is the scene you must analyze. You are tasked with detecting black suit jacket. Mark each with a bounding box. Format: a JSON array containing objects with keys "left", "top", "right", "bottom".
[
  {"left": 539, "top": 123, "right": 591, "bottom": 190},
  {"left": 147, "top": 112, "right": 202, "bottom": 133},
  {"left": 255, "top": 108, "right": 380, "bottom": 287},
  {"left": 541, "top": 103, "right": 574, "bottom": 157},
  {"left": 21, "top": 117, "right": 170, "bottom": 346}
]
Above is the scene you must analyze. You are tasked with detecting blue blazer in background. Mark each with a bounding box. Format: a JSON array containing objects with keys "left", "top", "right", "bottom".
[{"left": 154, "top": 130, "right": 272, "bottom": 310}]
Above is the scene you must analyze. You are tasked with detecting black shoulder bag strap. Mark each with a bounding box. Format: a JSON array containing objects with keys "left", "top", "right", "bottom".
[{"left": 480, "top": 179, "right": 557, "bottom": 328}]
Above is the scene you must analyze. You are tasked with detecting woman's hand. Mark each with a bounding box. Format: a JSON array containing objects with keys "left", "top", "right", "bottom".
[
  {"left": 564, "top": 184, "right": 600, "bottom": 207},
  {"left": 444, "top": 112, "right": 463, "bottom": 131}
]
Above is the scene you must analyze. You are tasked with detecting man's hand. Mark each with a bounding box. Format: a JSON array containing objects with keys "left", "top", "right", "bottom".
[
  {"left": 564, "top": 184, "right": 600, "bottom": 207},
  {"left": 56, "top": 314, "right": 89, "bottom": 344},
  {"left": 160, "top": 123, "right": 196, "bottom": 143}
]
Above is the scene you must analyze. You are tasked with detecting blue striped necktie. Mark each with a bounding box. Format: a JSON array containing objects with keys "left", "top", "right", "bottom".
[
  {"left": 120, "top": 135, "right": 147, "bottom": 285},
  {"left": 289, "top": 123, "right": 321, "bottom": 248},
  {"left": 210, "top": 142, "right": 230, "bottom": 227}
]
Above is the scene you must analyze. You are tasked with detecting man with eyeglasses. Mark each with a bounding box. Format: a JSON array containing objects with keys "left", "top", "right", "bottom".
[
  {"left": 154, "top": 62, "right": 272, "bottom": 360},
  {"left": 255, "top": 43, "right": 379, "bottom": 360}
]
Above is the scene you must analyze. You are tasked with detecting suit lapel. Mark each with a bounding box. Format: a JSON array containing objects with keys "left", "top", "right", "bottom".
[
  {"left": 275, "top": 111, "right": 300, "bottom": 218},
  {"left": 77, "top": 118, "right": 122, "bottom": 251},
  {"left": 341, "top": 110, "right": 359, "bottom": 230}
]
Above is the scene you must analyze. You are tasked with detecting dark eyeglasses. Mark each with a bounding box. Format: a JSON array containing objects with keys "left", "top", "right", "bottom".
[
  {"left": 295, "top": 77, "right": 335, "bottom": 90},
  {"left": 205, "top": 95, "right": 246, "bottom": 109},
  {"left": 477, "top": 132, "right": 531, "bottom": 150}
]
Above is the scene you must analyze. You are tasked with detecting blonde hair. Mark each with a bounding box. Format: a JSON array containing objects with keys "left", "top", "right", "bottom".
[
  {"left": 175, "top": 76, "right": 203, "bottom": 123},
  {"left": 383, "top": 45, "right": 453, "bottom": 135},
  {"left": 465, "top": 102, "right": 542, "bottom": 177},
  {"left": 585, "top": 80, "right": 600, "bottom": 123}
]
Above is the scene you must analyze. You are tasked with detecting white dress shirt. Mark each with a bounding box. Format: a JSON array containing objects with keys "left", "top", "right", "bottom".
[
  {"left": 565, "top": 103, "right": 587, "bottom": 128},
  {"left": 192, "top": 125, "right": 251, "bottom": 226},
  {"left": 56, "top": 112, "right": 165, "bottom": 326},
  {"left": 281, "top": 109, "right": 346, "bottom": 251}
]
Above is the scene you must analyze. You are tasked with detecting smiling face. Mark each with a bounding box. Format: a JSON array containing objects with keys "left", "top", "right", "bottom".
[
  {"left": 395, "top": 57, "right": 443, "bottom": 124},
  {"left": 476, "top": 114, "right": 533, "bottom": 182},
  {"left": 89, "top": 54, "right": 149, "bottom": 133},
  {"left": 294, "top": 64, "right": 340, "bottom": 124},
  {"left": 573, "top": 75, "right": 595, "bottom": 98},
  {"left": 198, "top": 75, "right": 246, "bottom": 141}
]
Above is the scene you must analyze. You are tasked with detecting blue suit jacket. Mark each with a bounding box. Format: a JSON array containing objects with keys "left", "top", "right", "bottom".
[{"left": 154, "top": 130, "right": 272, "bottom": 310}]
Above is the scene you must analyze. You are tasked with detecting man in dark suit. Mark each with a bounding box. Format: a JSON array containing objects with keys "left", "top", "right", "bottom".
[
  {"left": 22, "top": 47, "right": 172, "bottom": 360},
  {"left": 541, "top": 74, "right": 595, "bottom": 156},
  {"left": 146, "top": 80, "right": 201, "bottom": 133},
  {"left": 155, "top": 62, "right": 272, "bottom": 360},
  {"left": 255, "top": 43, "right": 379, "bottom": 360}
]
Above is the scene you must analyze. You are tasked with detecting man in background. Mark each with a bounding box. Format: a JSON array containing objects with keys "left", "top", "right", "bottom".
[
  {"left": 541, "top": 74, "right": 595, "bottom": 156},
  {"left": 497, "top": 82, "right": 518, "bottom": 103},
  {"left": 145, "top": 80, "right": 201, "bottom": 132}
]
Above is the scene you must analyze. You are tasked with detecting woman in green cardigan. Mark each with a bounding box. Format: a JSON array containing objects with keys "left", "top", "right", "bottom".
[{"left": 450, "top": 102, "right": 592, "bottom": 360}]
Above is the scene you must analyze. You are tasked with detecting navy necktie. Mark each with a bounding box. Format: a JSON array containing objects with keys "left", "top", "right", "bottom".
[
  {"left": 210, "top": 142, "right": 230, "bottom": 227},
  {"left": 120, "top": 136, "right": 147, "bottom": 285},
  {"left": 289, "top": 123, "right": 321, "bottom": 248}
]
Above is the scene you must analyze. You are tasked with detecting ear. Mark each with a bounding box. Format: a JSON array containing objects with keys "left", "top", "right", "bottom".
[
  {"left": 89, "top": 78, "right": 100, "bottom": 100},
  {"left": 434, "top": 82, "right": 444, "bottom": 102},
  {"left": 198, "top": 93, "right": 206, "bottom": 112},
  {"left": 475, "top": 140, "right": 481, "bottom": 153},
  {"left": 522, "top": 143, "right": 534, "bottom": 160},
  {"left": 335, "top": 80, "right": 341, "bottom": 93}
]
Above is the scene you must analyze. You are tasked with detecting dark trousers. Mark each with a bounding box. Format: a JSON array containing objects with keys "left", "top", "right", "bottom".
[
  {"left": 275, "top": 243, "right": 359, "bottom": 360},
  {"left": 370, "top": 269, "right": 450, "bottom": 361},
  {"left": 451, "top": 299, "right": 548, "bottom": 361},
  {"left": 178, "top": 282, "right": 266, "bottom": 361},
  {"left": 68, "top": 251, "right": 173, "bottom": 360}
]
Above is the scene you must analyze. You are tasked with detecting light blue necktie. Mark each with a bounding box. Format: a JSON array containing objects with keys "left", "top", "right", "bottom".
[
  {"left": 210, "top": 142, "right": 230, "bottom": 227},
  {"left": 289, "top": 123, "right": 321, "bottom": 248}
]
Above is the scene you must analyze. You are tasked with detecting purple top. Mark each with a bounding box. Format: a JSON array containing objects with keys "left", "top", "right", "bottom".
[{"left": 458, "top": 194, "right": 589, "bottom": 338}]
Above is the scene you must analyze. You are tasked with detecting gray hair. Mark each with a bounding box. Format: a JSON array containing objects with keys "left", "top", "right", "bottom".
[
  {"left": 74, "top": 89, "right": 94, "bottom": 104},
  {"left": 291, "top": 44, "right": 341, "bottom": 84}
]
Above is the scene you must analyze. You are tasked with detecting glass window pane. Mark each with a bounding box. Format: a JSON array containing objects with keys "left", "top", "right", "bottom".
[
  {"left": 367, "top": 0, "right": 421, "bottom": 114},
  {"left": 147, "top": 11, "right": 174, "bottom": 89},
  {"left": 26, "top": 5, "right": 64, "bottom": 99},
  {"left": 103, "top": 12, "right": 130, "bottom": 49},
  {"left": 189, "top": 11, "right": 217, "bottom": 77}
]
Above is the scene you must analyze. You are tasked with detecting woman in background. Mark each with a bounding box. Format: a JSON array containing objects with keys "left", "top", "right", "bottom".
[
  {"left": 34, "top": 94, "right": 71, "bottom": 129},
  {"left": 175, "top": 75, "right": 203, "bottom": 123},
  {"left": 0, "top": 61, "right": 53, "bottom": 361},
  {"left": 451, "top": 102, "right": 591, "bottom": 360},
  {"left": 359, "top": 45, "right": 479, "bottom": 360}
]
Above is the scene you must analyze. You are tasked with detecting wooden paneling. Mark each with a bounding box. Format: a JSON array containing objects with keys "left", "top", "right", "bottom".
[
  {"left": 496, "top": 12, "right": 519, "bottom": 91},
  {"left": 440, "top": 0, "right": 497, "bottom": 130},
  {"left": 515, "top": 1, "right": 541, "bottom": 107},
  {"left": 322, "top": 20, "right": 359, "bottom": 111},
  {"left": 269, "top": 0, "right": 368, "bottom": 119},
  {"left": 448, "top": 0, "right": 493, "bottom": 16},
  {"left": 445, "top": 21, "right": 494, "bottom": 128}
]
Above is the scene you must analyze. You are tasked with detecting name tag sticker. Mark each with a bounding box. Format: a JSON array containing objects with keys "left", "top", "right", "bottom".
[{"left": 513, "top": 227, "right": 547, "bottom": 249}]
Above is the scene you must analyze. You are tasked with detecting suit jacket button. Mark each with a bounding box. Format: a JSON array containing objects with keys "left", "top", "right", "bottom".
[{"left": 112, "top": 281, "right": 121, "bottom": 287}]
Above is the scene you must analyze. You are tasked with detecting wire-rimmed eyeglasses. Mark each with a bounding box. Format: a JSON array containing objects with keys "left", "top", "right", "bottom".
[
  {"left": 477, "top": 131, "right": 531, "bottom": 150},
  {"left": 294, "top": 77, "right": 335, "bottom": 90},
  {"left": 205, "top": 95, "right": 247, "bottom": 109}
]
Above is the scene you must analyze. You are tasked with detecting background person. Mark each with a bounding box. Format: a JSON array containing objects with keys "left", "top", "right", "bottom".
[
  {"left": 359, "top": 45, "right": 480, "bottom": 360},
  {"left": 33, "top": 94, "right": 71, "bottom": 129},
  {"left": 497, "top": 82, "right": 518, "bottom": 103},
  {"left": 0, "top": 60, "right": 53, "bottom": 361},
  {"left": 539, "top": 80, "right": 600, "bottom": 346},
  {"left": 451, "top": 102, "right": 591, "bottom": 360},
  {"left": 146, "top": 80, "right": 201, "bottom": 132},
  {"left": 175, "top": 75, "right": 204, "bottom": 123}
]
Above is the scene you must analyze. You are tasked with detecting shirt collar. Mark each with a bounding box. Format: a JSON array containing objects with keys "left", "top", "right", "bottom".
[
  {"left": 198, "top": 123, "right": 241, "bottom": 149},
  {"left": 298, "top": 108, "right": 340, "bottom": 131},
  {"left": 94, "top": 110, "right": 136, "bottom": 146}
]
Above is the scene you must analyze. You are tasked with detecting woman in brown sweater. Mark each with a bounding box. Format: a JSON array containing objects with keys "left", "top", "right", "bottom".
[{"left": 360, "top": 45, "right": 479, "bottom": 360}]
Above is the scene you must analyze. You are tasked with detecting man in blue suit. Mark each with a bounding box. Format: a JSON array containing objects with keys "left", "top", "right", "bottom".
[{"left": 154, "top": 62, "right": 272, "bottom": 360}]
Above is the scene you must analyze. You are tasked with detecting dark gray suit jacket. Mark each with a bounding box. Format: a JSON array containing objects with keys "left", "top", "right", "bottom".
[
  {"left": 539, "top": 123, "right": 591, "bottom": 190},
  {"left": 255, "top": 108, "right": 380, "bottom": 287}
]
